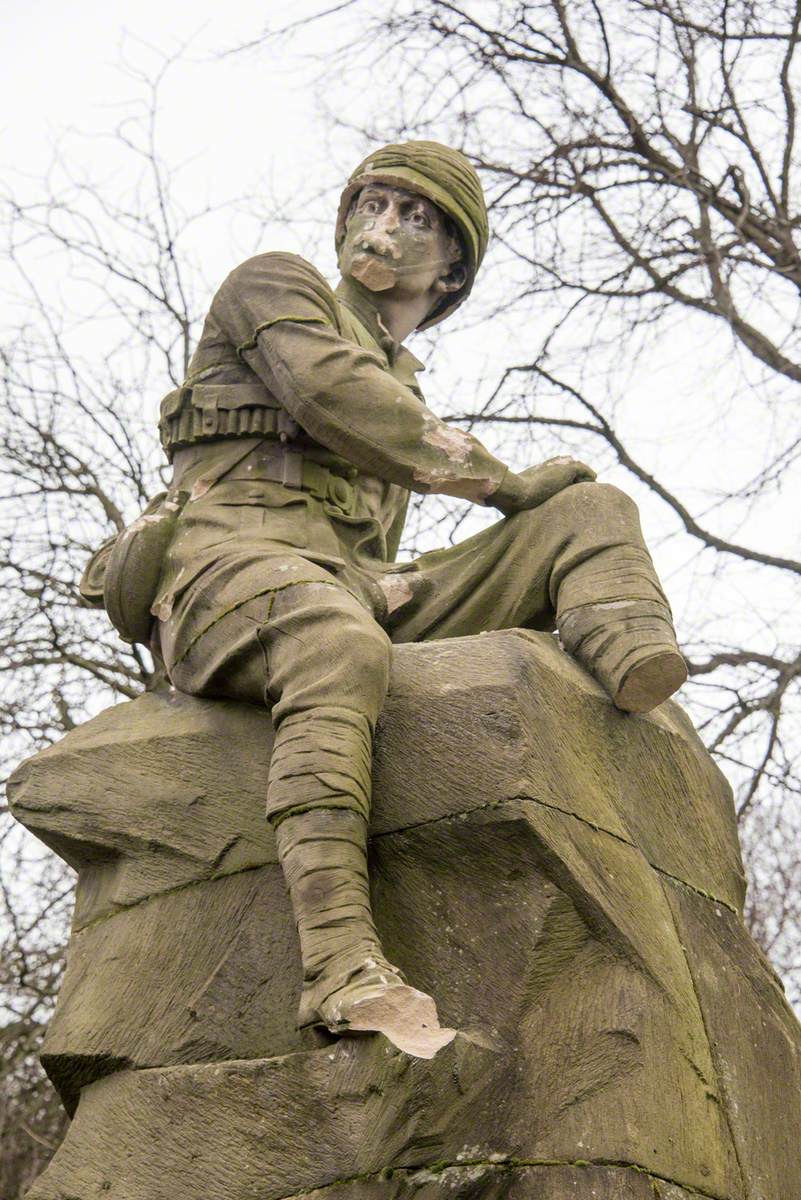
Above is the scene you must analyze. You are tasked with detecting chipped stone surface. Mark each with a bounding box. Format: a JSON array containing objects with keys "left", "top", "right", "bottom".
[
  {"left": 420, "top": 417, "right": 474, "bottom": 464},
  {"left": 39, "top": 864, "right": 300, "bottom": 1114},
  {"left": 10, "top": 631, "right": 801, "bottom": 1199},
  {"left": 9, "top": 690, "right": 276, "bottom": 928},
  {"left": 665, "top": 879, "right": 801, "bottom": 1200},
  {"left": 377, "top": 572, "right": 415, "bottom": 615}
]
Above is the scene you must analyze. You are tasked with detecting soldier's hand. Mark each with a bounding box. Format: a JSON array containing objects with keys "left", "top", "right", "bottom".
[{"left": 491, "top": 457, "right": 597, "bottom": 515}]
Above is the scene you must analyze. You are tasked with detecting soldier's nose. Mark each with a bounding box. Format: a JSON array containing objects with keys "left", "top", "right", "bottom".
[{"left": 378, "top": 210, "right": 400, "bottom": 234}]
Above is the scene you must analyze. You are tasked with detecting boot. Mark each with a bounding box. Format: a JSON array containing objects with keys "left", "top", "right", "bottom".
[
  {"left": 267, "top": 704, "right": 455, "bottom": 1059},
  {"left": 274, "top": 808, "right": 455, "bottom": 1059},
  {"left": 559, "top": 599, "right": 687, "bottom": 713}
]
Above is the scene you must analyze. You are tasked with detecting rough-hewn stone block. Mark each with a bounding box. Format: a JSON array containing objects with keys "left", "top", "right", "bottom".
[
  {"left": 10, "top": 631, "right": 799, "bottom": 1199},
  {"left": 24, "top": 1039, "right": 729, "bottom": 1200}
]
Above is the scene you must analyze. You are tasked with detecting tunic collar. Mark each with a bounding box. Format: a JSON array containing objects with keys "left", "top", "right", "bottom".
[{"left": 335, "top": 276, "right": 425, "bottom": 375}]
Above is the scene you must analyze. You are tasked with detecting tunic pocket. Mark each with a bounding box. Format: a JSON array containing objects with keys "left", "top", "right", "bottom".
[{"left": 212, "top": 481, "right": 310, "bottom": 549}]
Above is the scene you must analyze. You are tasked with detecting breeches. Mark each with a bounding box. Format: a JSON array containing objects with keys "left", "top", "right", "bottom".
[{"left": 158, "top": 482, "right": 670, "bottom": 822}]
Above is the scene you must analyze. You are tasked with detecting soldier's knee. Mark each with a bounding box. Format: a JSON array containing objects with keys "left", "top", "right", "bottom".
[
  {"left": 585, "top": 480, "right": 637, "bottom": 511},
  {"left": 336, "top": 610, "right": 392, "bottom": 689},
  {"left": 548, "top": 480, "right": 640, "bottom": 523},
  {"left": 304, "top": 596, "right": 391, "bottom": 710}
]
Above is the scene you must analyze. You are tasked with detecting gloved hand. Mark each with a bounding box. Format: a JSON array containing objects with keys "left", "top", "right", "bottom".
[{"left": 491, "top": 457, "right": 597, "bottom": 515}]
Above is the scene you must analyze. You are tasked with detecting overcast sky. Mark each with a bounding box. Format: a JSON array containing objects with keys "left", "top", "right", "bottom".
[{"left": 4, "top": 3, "right": 346, "bottom": 268}]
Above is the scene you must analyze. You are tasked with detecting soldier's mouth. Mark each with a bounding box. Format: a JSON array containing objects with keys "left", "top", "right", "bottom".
[
  {"left": 350, "top": 252, "right": 398, "bottom": 292},
  {"left": 358, "top": 238, "right": 402, "bottom": 262}
]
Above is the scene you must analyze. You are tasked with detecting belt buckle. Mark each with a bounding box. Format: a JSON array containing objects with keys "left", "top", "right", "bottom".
[{"left": 326, "top": 474, "right": 355, "bottom": 515}]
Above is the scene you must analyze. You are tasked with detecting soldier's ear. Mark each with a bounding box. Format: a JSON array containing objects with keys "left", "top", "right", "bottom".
[
  {"left": 433, "top": 222, "right": 467, "bottom": 295},
  {"left": 433, "top": 261, "right": 467, "bottom": 296}
]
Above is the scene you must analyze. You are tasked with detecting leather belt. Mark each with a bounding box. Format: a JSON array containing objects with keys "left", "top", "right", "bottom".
[{"left": 173, "top": 441, "right": 359, "bottom": 516}]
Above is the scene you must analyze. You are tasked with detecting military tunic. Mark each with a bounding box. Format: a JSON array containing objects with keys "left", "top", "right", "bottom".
[
  {"left": 153, "top": 253, "right": 512, "bottom": 613},
  {"left": 153, "top": 252, "right": 675, "bottom": 822}
]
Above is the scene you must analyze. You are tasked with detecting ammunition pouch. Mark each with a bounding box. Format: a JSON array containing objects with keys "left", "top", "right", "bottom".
[
  {"left": 83, "top": 407, "right": 361, "bottom": 646},
  {"left": 159, "top": 380, "right": 300, "bottom": 458}
]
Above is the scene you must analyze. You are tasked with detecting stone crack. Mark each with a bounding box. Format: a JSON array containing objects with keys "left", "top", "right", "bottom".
[
  {"left": 75, "top": 789, "right": 738, "bottom": 933},
  {"left": 272, "top": 1155, "right": 731, "bottom": 1200}
]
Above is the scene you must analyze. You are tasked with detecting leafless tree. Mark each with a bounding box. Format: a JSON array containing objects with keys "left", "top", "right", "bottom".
[{"left": 0, "top": 50, "right": 225, "bottom": 1191}]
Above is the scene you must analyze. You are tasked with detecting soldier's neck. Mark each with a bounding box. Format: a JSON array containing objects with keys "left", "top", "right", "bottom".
[
  {"left": 365, "top": 291, "right": 432, "bottom": 344},
  {"left": 336, "top": 275, "right": 433, "bottom": 346}
]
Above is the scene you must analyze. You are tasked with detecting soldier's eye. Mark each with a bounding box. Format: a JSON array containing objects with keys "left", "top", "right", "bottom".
[
  {"left": 360, "top": 199, "right": 380, "bottom": 213},
  {"left": 410, "top": 211, "right": 431, "bottom": 227}
]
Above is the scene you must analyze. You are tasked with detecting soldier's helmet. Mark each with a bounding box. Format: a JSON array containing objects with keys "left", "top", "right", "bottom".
[{"left": 335, "top": 140, "right": 489, "bottom": 330}]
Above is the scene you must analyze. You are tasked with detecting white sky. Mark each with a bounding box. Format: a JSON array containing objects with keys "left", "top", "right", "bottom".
[{"left": 4, "top": 2, "right": 340, "bottom": 265}]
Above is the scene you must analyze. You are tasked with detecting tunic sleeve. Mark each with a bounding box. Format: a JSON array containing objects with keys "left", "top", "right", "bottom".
[{"left": 209, "top": 252, "right": 509, "bottom": 504}]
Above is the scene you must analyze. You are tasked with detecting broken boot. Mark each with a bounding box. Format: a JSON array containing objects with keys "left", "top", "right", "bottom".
[
  {"left": 274, "top": 808, "right": 455, "bottom": 1058},
  {"left": 559, "top": 599, "right": 687, "bottom": 713}
]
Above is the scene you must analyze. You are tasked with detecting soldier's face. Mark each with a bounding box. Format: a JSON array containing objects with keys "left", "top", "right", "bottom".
[{"left": 340, "top": 184, "right": 463, "bottom": 298}]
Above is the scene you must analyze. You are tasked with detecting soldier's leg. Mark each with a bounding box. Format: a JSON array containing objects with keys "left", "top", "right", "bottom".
[
  {"left": 160, "top": 557, "right": 453, "bottom": 1057},
  {"left": 260, "top": 579, "right": 453, "bottom": 1055},
  {"left": 384, "top": 481, "right": 686, "bottom": 712}
]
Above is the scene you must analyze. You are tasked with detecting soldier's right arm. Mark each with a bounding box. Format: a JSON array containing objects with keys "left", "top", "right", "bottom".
[{"left": 210, "top": 252, "right": 513, "bottom": 506}]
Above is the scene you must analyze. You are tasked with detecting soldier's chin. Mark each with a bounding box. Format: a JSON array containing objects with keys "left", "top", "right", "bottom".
[{"left": 350, "top": 255, "right": 397, "bottom": 292}]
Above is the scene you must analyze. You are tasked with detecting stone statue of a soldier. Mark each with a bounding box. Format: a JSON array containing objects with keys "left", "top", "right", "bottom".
[{"left": 108, "top": 142, "right": 686, "bottom": 1057}]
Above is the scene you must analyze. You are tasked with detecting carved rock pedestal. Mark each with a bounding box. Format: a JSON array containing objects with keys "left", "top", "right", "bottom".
[{"left": 10, "top": 630, "right": 801, "bottom": 1199}]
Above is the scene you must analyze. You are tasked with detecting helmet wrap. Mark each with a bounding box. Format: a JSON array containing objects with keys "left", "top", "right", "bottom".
[{"left": 335, "top": 140, "right": 489, "bottom": 329}]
